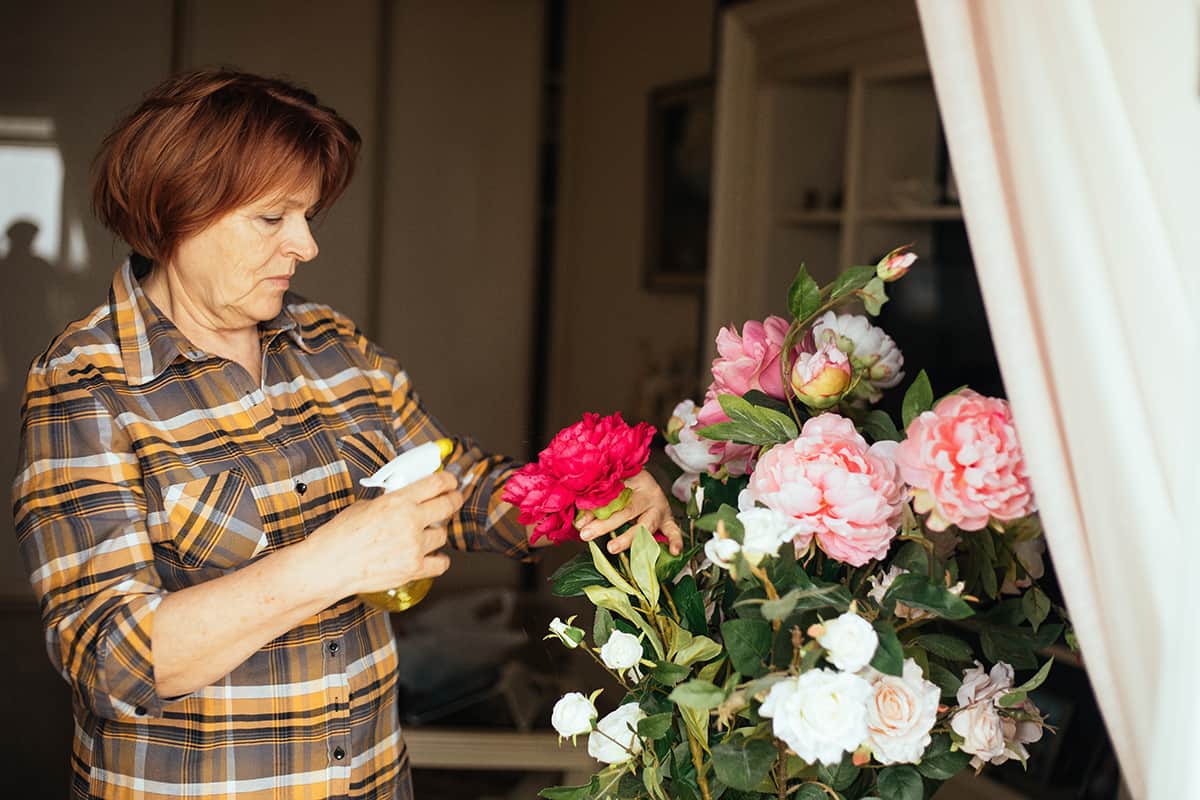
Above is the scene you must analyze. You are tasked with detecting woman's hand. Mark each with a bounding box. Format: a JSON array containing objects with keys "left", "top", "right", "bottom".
[
  {"left": 576, "top": 470, "right": 684, "bottom": 556},
  {"left": 308, "top": 471, "right": 463, "bottom": 596}
]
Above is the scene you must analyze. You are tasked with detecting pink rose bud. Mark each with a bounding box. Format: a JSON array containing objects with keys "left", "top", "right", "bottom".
[
  {"left": 790, "top": 342, "right": 852, "bottom": 409},
  {"left": 876, "top": 245, "right": 917, "bottom": 282}
]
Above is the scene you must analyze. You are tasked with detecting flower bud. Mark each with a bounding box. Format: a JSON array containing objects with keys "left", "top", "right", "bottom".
[
  {"left": 790, "top": 342, "right": 852, "bottom": 409},
  {"left": 876, "top": 245, "right": 917, "bottom": 282}
]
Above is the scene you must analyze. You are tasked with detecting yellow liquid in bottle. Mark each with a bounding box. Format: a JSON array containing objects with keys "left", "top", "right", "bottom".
[
  {"left": 360, "top": 578, "right": 434, "bottom": 612},
  {"left": 357, "top": 438, "right": 453, "bottom": 614}
]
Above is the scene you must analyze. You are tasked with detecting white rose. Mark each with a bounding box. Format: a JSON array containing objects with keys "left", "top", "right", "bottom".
[
  {"left": 996, "top": 702, "right": 1044, "bottom": 766},
  {"left": 588, "top": 703, "right": 646, "bottom": 764},
  {"left": 736, "top": 507, "right": 801, "bottom": 565},
  {"left": 599, "top": 630, "right": 643, "bottom": 671},
  {"left": 759, "top": 669, "right": 871, "bottom": 765},
  {"left": 816, "top": 612, "right": 879, "bottom": 673},
  {"left": 866, "top": 659, "right": 941, "bottom": 764},
  {"left": 812, "top": 312, "right": 904, "bottom": 402},
  {"left": 704, "top": 534, "right": 741, "bottom": 570},
  {"left": 551, "top": 692, "right": 597, "bottom": 739},
  {"left": 547, "top": 616, "right": 584, "bottom": 649},
  {"left": 665, "top": 400, "right": 722, "bottom": 501},
  {"left": 951, "top": 702, "right": 1006, "bottom": 765}
]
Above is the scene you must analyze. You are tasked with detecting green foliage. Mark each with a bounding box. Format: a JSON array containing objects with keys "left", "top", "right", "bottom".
[
  {"left": 829, "top": 264, "right": 878, "bottom": 302},
  {"left": 998, "top": 659, "right": 1054, "bottom": 708},
  {"left": 979, "top": 623, "right": 1063, "bottom": 670},
  {"left": 712, "top": 739, "right": 778, "bottom": 792},
  {"left": 788, "top": 263, "right": 823, "bottom": 321},
  {"left": 671, "top": 575, "right": 708, "bottom": 635},
  {"left": 1022, "top": 586, "right": 1051, "bottom": 633},
  {"left": 668, "top": 679, "right": 727, "bottom": 711},
  {"left": 698, "top": 394, "right": 799, "bottom": 446},
  {"left": 916, "top": 734, "right": 972, "bottom": 780},
  {"left": 911, "top": 634, "right": 974, "bottom": 662},
  {"left": 721, "top": 618, "right": 773, "bottom": 678},
  {"left": 859, "top": 409, "right": 901, "bottom": 442},
  {"left": 818, "top": 755, "right": 861, "bottom": 791},
  {"left": 870, "top": 620, "right": 905, "bottom": 677},
  {"left": 594, "top": 607, "right": 615, "bottom": 647},
  {"left": 901, "top": 370, "right": 934, "bottom": 429},
  {"left": 698, "top": 472, "right": 750, "bottom": 515},
  {"left": 650, "top": 660, "right": 692, "bottom": 687},
  {"left": 876, "top": 765, "right": 924, "bottom": 800},
  {"left": 539, "top": 777, "right": 597, "bottom": 799},
  {"left": 928, "top": 662, "right": 963, "bottom": 699},
  {"left": 630, "top": 525, "right": 662, "bottom": 608},
  {"left": 638, "top": 712, "right": 675, "bottom": 740},
  {"left": 882, "top": 573, "right": 975, "bottom": 620},
  {"left": 550, "top": 552, "right": 607, "bottom": 597}
]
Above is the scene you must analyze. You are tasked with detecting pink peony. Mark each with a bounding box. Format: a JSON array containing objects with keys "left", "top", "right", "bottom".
[
  {"left": 895, "top": 391, "right": 1035, "bottom": 532},
  {"left": 742, "top": 414, "right": 906, "bottom": 566},
  {"left": 790, "top": 340, "right": 853, "bottom": 409},
  {"left": 710, "top": 315, "right": 797, "bottom": 400},
  {"left": 502, "top": 413, "right": 655, "bottom": 544},
  {"left": 876, "top": 245, "right": 917, "bottom": 282},
  {"left": 695, "top": 388, "right": 757, "bottom": 476}
]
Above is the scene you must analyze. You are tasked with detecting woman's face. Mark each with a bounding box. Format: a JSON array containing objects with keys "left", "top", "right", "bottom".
[{"left": 166, "top": 180, "right": 321, "bottom": 329}]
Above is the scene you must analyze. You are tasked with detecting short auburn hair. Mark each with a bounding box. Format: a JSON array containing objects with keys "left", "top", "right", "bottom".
[{"left": 93, "top": 69, "right": 361, "bottom": 264}]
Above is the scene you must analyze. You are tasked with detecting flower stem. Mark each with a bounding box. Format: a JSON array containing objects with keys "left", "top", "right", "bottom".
[{"left": 687, "top": 731, "right": 712, "bottom": 800}]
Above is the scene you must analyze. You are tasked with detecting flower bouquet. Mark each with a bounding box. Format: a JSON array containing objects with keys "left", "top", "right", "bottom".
[{"left": 511, "top": 248, "right": 1066, "bottom": 800}]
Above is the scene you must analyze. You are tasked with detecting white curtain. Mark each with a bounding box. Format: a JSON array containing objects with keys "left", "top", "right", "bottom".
[{"left": 915, "top": 1, "right": 1200, "bottom": 798}]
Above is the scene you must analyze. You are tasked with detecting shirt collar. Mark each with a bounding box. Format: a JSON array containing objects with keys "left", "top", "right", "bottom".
[{"left": 110, "top": 260, "right": 316, "bottom": 386}]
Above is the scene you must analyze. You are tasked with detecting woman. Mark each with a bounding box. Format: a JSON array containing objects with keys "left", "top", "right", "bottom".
[{"left": 12, "top": 70, "right": 682, "bottom": 800}]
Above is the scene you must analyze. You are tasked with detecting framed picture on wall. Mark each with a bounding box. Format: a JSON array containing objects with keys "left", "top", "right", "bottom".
[{"left": 643, "top": 77, "right": 714, "bottom": 292}]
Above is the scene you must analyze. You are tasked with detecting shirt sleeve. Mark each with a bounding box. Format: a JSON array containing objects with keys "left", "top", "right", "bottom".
[
  {"left": 346, "top": 324, "right": 535, "bottom": 562},
  {"left": 11, "top": 361, "right": 169, "bottom": 720}
]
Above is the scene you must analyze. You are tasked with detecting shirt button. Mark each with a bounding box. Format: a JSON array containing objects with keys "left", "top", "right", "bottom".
[
  {"left": 295, "top": 481, "right": 308, "bottom": 495},
  {"left": 333, "top": 746, "right": 346, "bottom": 761},
  {"left": 134, "top": 706, "right": 147, "bottom": 716},
  {"left": 327, "top": 641, "right": 340, "bottom": 655}
]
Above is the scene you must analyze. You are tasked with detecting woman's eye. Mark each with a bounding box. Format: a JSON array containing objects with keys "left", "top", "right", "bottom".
[{"left": 261, "top": 216, "right": 283, "bottom": 225}]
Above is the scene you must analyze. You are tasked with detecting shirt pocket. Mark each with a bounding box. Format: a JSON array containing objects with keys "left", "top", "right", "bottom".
[
  {"left": 337, "top": 429, "right": 398, "bottom": 501},
  {"left": 160, "top": 469, "right": 268, "bottom": 569}
]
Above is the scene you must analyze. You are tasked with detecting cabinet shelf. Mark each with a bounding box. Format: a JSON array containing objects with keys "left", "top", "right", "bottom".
[
  {"left": 777, "top": 209, "right": 844, "bottom": 226},
  {"left": 860, "top": 206, "right": 963, "bottom": 222}
]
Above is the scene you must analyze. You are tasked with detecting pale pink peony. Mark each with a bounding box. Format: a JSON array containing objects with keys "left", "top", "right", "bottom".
[
  {"left": 710, "top": 315, "right": 795, "bottom": 400},
  {"left": 694, "top": 387, "right": 757, "bottom": 477},
  {"left": 895, "top": 391, "right": 1035, "bottom": 532},
  {"left": 742, "top": 414, "right": 906, "bottom": 567}
]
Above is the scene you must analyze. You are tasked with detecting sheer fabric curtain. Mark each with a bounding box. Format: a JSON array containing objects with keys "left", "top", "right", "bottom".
[{"left": 915, "top": 1, "right": 1200, "bottom": 797}]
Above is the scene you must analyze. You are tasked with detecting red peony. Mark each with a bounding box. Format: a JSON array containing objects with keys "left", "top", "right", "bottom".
[{"left": 503, "top": 412, "right": 656, "bottom": 544}]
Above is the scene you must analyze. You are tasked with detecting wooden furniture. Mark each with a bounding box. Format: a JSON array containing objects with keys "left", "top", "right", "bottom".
[{"left": 405, "top": 728, "right": 596, "bottom": 789}]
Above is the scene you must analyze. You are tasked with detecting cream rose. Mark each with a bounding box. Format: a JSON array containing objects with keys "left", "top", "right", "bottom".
[
  {"left": 547, "top": 616, "right": 584, "bottom": 648},
  {"left": 866, "top": 659, "right": 940, "bottom": 765},
  {"left": 704, "top": 534, "right": 741, "bottom": 570},
  {"left": 759, "top": 669, "right": 871, "bottom": 765},
  {"left": 816, "top": 612, "right": 879, "bottom": 673},
  {"left": 737, "top": 506, "right": 802, "bottom": 565},
  {"left": 599, "top": 630, "right": 643, "bottom": 675},
  {"left": 588, "top": 703, "right": 646, "bottom": 764}
]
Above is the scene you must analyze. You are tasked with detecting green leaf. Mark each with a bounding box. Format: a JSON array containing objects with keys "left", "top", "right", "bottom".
[
  {"left": 860, "top": 276, "right": 888, "bottom": 316},
  {"left": 760, "top": 589, "right": 801, "bottom": 621},
  {"left": 999, "top": 659, "right": 1054, "bottom": 708},
  {"left": 638, "top": 712, "right": 675, "bottom": 740},
  {"left": 1021, "top": 586, "right": 1051, "bottom": 633},
  {"left": 712, "top": 739, "right": 778, "bottom": 791},
  {"left": 891, "top": 541, "right": 934, "bottom": 577},
  {"left": 928, "top": 662, "right": 962, "bottom": 700},
  {"left": 538, "top": 777, "right": 598, "bottom": 799},
  {"left": 593, "top": 607, "right": 615, "bottom": 647},
  {"left": 675, "top": 634, "right": 722, "bottom": 667},
  {"left": 672, "top": 575, "right": 708, "bottom": 635},
  {"left": 679, "top": 705, "right": 709, "bottom": 752},
  {"left": 750, "top": 580, "right": 853, "bottom": 619},
  {"left": 860, "top": 409, "right": 901, "bottom": 442},
  {"left": 742, "top": 390, "right": 796, "bottom": 417},
  {"left": 650, "top": 660, "right": 692, "bottom": 687},
  {"left": 876, "top": 764, "right": 923, "bottom": 800},
  {"left": 911, "top": 634, "right": 974, "bottom": 662},
  {"left": 870, "top": 620, "right": 904, "bottom": 677},
  {"left": 794, "top": 785, "right": 831, "bottom": 800},
  {"left": 980, "top": 623, "right": 1062, "bottom": 671},
  {"left": 915, "top": 733, "right": 970, "bottom": 780},
  {"left": 818, "top": 755, "right": 861, "bottom": 790},
  {"left": 721, "top": 618, "right": 773, "bottom": 678},
  {"left": 788, "top": 263, "right": 823, "bottom": 321},
  {"left": 549, "top": 553, "right": 607, "bottom": 597},
  {"left": 882, "top": 573, "right": 974, "bottom": 620},
  {"left": 697, "top": 393, "right": 798, "bottom": 447},
  {"left": 696, "top": 504, "right": 745, "bottom": 542},
  {"left": 901, "top": 370, "right": 934, "bottom": 429},
  {"left": 829, "top": 264, "right": 877, "bottom": 302},
  {"left": 583, "top": 584, "right": 665, "bottom": 658},
  {"left": 588, "top": 541, "right": 641, "bottom": 598},
  {"left": 668, "top": 679, "right": 726, "bottom": 711},
  {"left": 656, "top": 543, "right": 701, "bottom": 583},
  {"left": 630, "top": 524, "right": 662, "bottom": 608},
  {"left": 697, "top": 657, "right": 725, "bottom": 685}
]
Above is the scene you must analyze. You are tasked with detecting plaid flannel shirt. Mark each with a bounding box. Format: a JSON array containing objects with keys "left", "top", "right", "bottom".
[{"left": 12, "top": 260, "right": 530, "bottom": 799}]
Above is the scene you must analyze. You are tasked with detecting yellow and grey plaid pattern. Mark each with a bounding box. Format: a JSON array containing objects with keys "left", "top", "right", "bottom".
[{"left": 13, "top": 261, "right": 530, "bottom": 799}]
